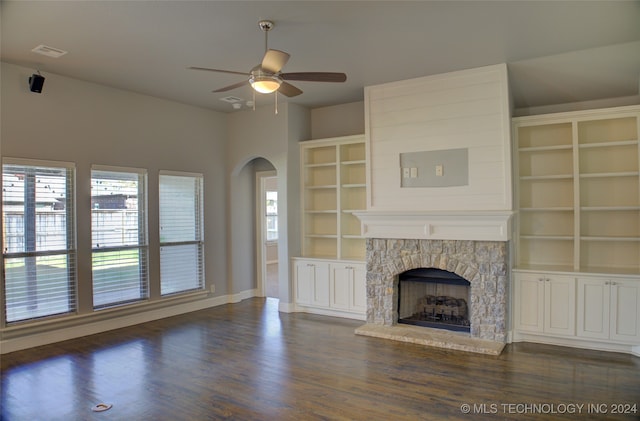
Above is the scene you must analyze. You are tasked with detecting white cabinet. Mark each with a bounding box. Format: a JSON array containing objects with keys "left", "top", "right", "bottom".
[
  {"left": 514, "top": 272, "right": 575, "bottom": 336},
  {"left": 295, "top": 135, "right": 367, "bottom": 321},
  {"left": 293, "top": 258, "right": 365, "bottom": 318},
  {"left": 577, "top": 276, "right": 640, "bottom": 343},
  {"left": 293, "top": 259, "right": 329, "bottom": 307},
  {"left": 329, "top": 262, "right": 366, "bottom": 313}
]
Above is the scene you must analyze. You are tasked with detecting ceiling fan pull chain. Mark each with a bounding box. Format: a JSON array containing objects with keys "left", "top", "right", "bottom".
[{"left": 275, "top": 91, "right": 278, "bottom": 115}]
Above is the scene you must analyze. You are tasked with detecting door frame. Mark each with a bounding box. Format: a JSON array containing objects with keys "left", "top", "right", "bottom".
[{"left": 256, "top": 170, "right": 277, "bottom": 298}]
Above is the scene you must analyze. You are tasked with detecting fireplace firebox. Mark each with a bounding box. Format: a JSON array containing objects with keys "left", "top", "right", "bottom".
[{"left": 398, "top": 268, "right": 471, "bottom": 333}]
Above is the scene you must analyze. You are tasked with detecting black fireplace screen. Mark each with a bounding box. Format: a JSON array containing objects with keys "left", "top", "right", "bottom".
[{"left": 397, "top": 268, "right": 471, "bottom": 333}]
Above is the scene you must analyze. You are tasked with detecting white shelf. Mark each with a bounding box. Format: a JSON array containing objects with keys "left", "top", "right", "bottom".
[
  {"left": 305, "top": 162, "right": 337, "bottom": 168},
  {"left": 580, "top": 236, "right": 640, "bottom": 242},
  {"left": 519, "top": 144, "right": 573, "bottom": 152},
  {"left": 520, "top": 207, "right": 573, "bottom": 212},
  {"left": 300, "top": 135, "right": 366, "bottom": 260},
  {"left": 578, "top": 139, "right": 639, "bottom": 149},
  {"left": 520, "top": 174, "right": 573, "bottom": 181},
  {"left": 581, "top": 206, "right": 640, "bottom": 211},
  {"left": 521, "top": 235, "right": 574, "bottom": 241},
  {"left": 580, "top": 172, "right": 639, "bottom": 179},
  {"left": 514, "top": 105, "right": 640, "bottom": 274}
]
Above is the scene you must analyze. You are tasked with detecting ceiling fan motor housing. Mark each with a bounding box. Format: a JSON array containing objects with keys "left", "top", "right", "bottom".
[{"left": 258, "top": 20, "right": 274, "bottom": 32}]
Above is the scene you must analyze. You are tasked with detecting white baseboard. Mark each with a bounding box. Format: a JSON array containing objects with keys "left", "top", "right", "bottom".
[
  {"left": 293, "top": 305, "right": 366, "bottom": 321},
  {"left": 278, "top": 301, "right": 296, "bottom": 313},
  {"left": 0, "top": 290, "right": 258, "bottom": 354},
  {"left": 512, "top": 332, "right": 640, "bottom": 356}
]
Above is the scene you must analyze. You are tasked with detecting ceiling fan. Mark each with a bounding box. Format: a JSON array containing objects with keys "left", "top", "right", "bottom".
[{"left": 189, "top": 20, "right": 347, "bottom": 98}]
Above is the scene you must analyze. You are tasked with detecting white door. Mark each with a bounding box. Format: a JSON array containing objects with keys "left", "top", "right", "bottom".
[
  {"left": 330, "top": 263, "right": 352, "bottom": 310},
  {"left": 515, "top": 273, "right": 544, "bottom": 333},
  {"left": 577, "top": 277, "right": 610, "bottom": 340},
  {"left": 544, "top": 275, "right": 576, "bottom": 336},
  {"left": 610, "top": 278, "right": 640, "bottom": 343}
]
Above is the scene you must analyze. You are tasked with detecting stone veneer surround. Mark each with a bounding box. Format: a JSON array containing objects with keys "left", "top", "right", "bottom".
[{"left": 366, "top": 238, "right": 508, "bottom": 342}]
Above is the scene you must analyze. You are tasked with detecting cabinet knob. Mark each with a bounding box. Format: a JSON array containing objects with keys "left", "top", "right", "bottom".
[
  {"left": 605, "top": 281, "right": 610, "bottom": 285},
  {"left": 611, "top": 282, "right": 617, "bottom": 286}
]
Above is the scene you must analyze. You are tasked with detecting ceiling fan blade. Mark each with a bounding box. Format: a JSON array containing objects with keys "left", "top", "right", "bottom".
[
  {"left": 280, "top": 72, "right": 347, "bottom": 83},
  {"left": 278, "top": 81, "right": 303, "bottom": 97},
  {"left": 189, "top": 66, "right": 249, "bottom": 76},
  {"left": 261, "top": 49, "right": 290, "bottom": 73},
  {"left": 213, "top": 80, "right": 249, "bottom": 93}
]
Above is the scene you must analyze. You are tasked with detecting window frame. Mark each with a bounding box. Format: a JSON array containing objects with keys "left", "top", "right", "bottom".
[
  {"left": 2, "top": 157, "right": 77, "bottom": 325},
  {"left": 158, "top": 170, "right": 205, "bottom": 296},
  {"left": 90, "top": 165, "right": 149, "bottom": 309}
]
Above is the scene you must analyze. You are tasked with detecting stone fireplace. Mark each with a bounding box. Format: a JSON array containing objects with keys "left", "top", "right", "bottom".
[
  {"left": 363, "top": 238, "right": 508, "bottom": 342},
  {"left": 353, "top": 211, "right": 512, "bottom": 354}
]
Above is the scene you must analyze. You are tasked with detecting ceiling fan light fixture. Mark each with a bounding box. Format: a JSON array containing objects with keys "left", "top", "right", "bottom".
[{"left": 250, "top": 74, "right": 282, "bottom": 94}]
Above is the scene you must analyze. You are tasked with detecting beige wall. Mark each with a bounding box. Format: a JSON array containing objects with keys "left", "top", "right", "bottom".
[
  {"left": 311, "top": 101, "right": 365, "bottom": 139},
  {"left": 1, "top": 62, "right": 228, "bottom": 348},
  {"left": 226, "top": 102, "right": 310, "bottom": 305}
]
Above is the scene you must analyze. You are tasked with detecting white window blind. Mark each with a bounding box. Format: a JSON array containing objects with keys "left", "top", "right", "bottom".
[
  {"left": 2, "top": 159, "right": 76, "bottom": 323},
  {"left": 159, "top": 172, "right": 204, "bottom": 296},
  {"left": 91, "top": 167, "right": 148, "bottom": 309}
]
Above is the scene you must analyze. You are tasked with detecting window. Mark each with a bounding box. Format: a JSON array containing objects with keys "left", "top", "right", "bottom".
[
  {"left": 159, "top": 172, "right": 204, "bottom": 295},
  {"left": 265, "top": 189, "right": 278, "bottom": 241},
  {"left": 91, "top": 166, "right": 148, "bottom": 308},
  {"left": 2, "top": 159, "right": 76, "bottom": 323}
]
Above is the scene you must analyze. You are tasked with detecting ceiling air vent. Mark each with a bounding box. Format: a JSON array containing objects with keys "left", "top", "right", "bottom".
[
  {"left": 219, "top": 96, "right": 244, "bottom": 104},
  {"left": 31, "top": 44, "right": 68, "bottom": 58}
]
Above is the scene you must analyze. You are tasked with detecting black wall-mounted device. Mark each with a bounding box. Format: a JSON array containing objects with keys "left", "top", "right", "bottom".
[{"left": 29, "top": 74, "right": 45, "bottom": 93}]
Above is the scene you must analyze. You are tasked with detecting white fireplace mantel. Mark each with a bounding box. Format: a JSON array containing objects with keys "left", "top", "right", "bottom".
[{"left": 353, "top": 211, "right": 513, "bottom": 242}]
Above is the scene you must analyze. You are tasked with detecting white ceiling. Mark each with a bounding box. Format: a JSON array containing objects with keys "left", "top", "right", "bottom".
[{"left": 2, "top": 1, "right": 640, "bottom": 113}]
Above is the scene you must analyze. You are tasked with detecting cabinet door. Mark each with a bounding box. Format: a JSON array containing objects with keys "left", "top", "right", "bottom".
[
  {"left": 610, "top": 279, "right": 640, "bottom": 343},
  {"left": 577, "top": 278, "right": 610, "bottom": 340},
  {"left": 544, "top": 275, "right": 576, "bottom": 336},
  {"left": 294, "top": 260, "right": 313, "bottom": 306},
  {"left": 350, "top": 264, "right": 367, "bottom": 313},
  {"left": 294, "top": 260, "right": 329, "bottom": 307},
  {"left": 330, "top": 264, "right": 351, "bottom": 310},
  {"left": 310, "top": 262, "right": 330, "bottom": 307},
  {"left": 515, "top": 273, "right": 544, "bottom": 333}
]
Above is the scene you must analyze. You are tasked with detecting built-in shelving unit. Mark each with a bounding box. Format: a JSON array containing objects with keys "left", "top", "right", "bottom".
[
  {"left": 513, "top": 105, "right": 640, "bottom": 275},
  {"left": 294, "top": 134, "right": 367, "bottom": 320},
  {"left": 513, "top": 106, "right": 640, "bottom": 354},
  {"left": 300, "top": 135, "right": 366, "bottom": 260}
]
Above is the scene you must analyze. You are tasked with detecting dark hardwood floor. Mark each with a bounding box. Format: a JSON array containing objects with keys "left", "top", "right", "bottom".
[{"left": 1, "top": 298, "right": 639, "bottom": 420}]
